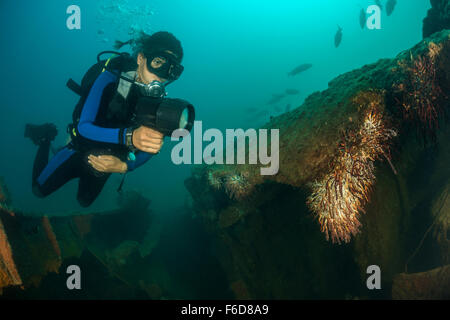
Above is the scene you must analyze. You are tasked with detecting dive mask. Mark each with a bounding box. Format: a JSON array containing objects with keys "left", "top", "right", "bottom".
[
  {"left": 145, "top": 51, "right": 184, "bottom": 81},
  {"left": 95, "top": 51, "right": 182, "bottom": 98}
]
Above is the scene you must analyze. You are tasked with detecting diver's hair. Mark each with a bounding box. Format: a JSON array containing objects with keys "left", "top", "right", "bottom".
[{"left": 114, "top": 31, "right": 183, "bottom": 63}]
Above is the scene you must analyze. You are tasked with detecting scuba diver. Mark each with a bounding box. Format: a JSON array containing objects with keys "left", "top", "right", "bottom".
[{"left": 24, "top": 31, "right": 190, "bottom": 207}]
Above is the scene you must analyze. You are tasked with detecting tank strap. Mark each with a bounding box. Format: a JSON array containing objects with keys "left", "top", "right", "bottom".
[{"left": 102, "top": 54, "right": 118, "bottom": 72}]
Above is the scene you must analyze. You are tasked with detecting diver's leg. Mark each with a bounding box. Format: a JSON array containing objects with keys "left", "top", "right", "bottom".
[
  {"left": 76, "top": 171, "right": 111, "bottom": 207},
  {"left": 25, "top": 123, "right": 59, "bottom": 185},
  {"left": 32, "top": 140, "right": 51, "bottom": 183},
  {"left": 32, "top": 147, "right": 79, "bottom": 198}
]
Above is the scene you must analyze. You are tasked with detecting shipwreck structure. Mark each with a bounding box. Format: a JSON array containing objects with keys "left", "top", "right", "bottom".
[
  {"left": 185, "top": 29, "right": 450, "bottom": 299},
  {"left": 0, "top": 3, "right": 449, "bottom": 298}
]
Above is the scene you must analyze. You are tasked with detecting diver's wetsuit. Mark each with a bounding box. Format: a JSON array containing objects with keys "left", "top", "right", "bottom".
[{"left": 32, "top": 70, "right": 153, "bottom": 207}]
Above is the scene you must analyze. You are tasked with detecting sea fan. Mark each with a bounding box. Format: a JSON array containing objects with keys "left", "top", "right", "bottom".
[
  {"left": 396, "top": 42, "right": 447, "bottom": 139},
  {"left": 307, "top": 108, "right": 397, "bottom": 244},
  {"left": 224, "top": 174, "right": 251, "bottom": 200}
]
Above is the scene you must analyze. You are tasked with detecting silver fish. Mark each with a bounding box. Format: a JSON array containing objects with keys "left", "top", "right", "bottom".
[
  {"left": 386, "top": 0, "right": 397, "bottom": 16},
  {"left": 334, "top": 26, "right": 343, "bottom": 48},
  {"left": 267, "top": 94, "right": 286, "bottom": 105},
  {"left": 376, "top": 0, "right": 383, "bottom": 11},
  {"left": 287, "top": 63, "right": 312, "bottom": 77},
  {"left": 360, "top": 8, "right": 366, "bottom": 29},
  {"left": 285, "top": 89, "right": 300, "bottom": 95}
]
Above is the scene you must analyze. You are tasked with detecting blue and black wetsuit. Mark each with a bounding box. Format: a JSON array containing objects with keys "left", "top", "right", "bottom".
[{"left": 32, "top": 70, "right": 153, "bottom": 207}]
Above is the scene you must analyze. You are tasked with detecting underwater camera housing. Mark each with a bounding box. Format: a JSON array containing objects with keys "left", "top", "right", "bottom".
[{"left": 134, "top": 96, "right": 195, "bottom": 136}]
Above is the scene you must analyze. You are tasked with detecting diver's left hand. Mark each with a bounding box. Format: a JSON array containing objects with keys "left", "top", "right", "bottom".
[{"left": 87, "top": 155, "right": 128, "bottom": 173}]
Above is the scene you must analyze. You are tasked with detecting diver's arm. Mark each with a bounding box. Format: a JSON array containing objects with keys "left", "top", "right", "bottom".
[
  {"left": 126, "top": 152, "right": 154, "bottom": 172},
  {"left": 77, "top": 71, "right": 128, "bottom": 144}
]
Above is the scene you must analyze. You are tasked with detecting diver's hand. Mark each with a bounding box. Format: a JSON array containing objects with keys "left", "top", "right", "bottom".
[
  {"left": 88, "top": 155, "right": 128, "bottom": 173},
  {"left": 132, "top": 126, "right": 164, "bottom": 154}
]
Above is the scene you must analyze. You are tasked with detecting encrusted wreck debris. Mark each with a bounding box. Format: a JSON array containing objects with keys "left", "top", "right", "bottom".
[
  {"left": 193, "top": 30, "right": 450, "bottom": 244},
  {"left": 185, "top": 30, "right": 450, "bottom": 298},
  {"left": 0, "top": 218, "right": 22, "bottom": 294},
  {"left": 0, "top": 187, "right": 230, "bottom": 299},
  {"left": 0, "top": 190, "right": 154, "bottom": 295},
  {"left": 392, "top": 265, "right": 450, "bottom": 299},
  {"left": 307, "top": 102, "right": 398, "bottom": 243}
]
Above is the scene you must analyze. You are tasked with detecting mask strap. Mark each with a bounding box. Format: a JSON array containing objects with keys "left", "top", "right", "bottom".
[{"left": 164, "top": 79, "right": 174, "bottom": 87}]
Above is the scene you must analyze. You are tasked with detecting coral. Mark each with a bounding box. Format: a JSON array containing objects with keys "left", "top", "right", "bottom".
[
  {"left": 307, "top": 106, "right": 397, "bottom": 244},
  {"left": 42, "top": 216, "right": 62, "bottom": 260},
  {"left": 0, "top": 218, "right": 22, "bottom": 293},
  {"left": 207, "top": 170, "right": 253, "bottom": 201},
  {"left": 183, "top": 30, "right": 450, "bottom": 299},
  {"left": 395, "top": 43, "right": 447, "bottom": 139},
  {"left": 224, "top": 173, "right": 252, "bottom": 200}
]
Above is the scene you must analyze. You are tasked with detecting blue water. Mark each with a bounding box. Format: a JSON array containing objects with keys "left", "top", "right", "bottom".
[{"left": 0, "top": 0, "right": 431, "bottom": 215}]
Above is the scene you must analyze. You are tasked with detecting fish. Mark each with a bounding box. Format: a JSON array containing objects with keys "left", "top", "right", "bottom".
[
  {"left": 334, "top": 26, "right": 343, "bottom": 48},
  {"left": 359, "top": 8, "right": 366, "bottom": 29},
  {"left": 285, "top": 89, "right": 300, "bottom": 95},
  {"left": 386, "top": 0, "right": 397, "bottom": 16},
  {"left": 267, "top": 94, "right": 286, "bottom": 105},
  {"left": 273, "top": 105, "right": 283, "bottom": 112},
  {"left": 287, "top": 63, "right": 312, "bottom": 77},
  {"left": 245, "top": 107, "right": 259, "bottom": 113},
  {"left": 376, "top": 0, "right": 383, "bottom": 11}
]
